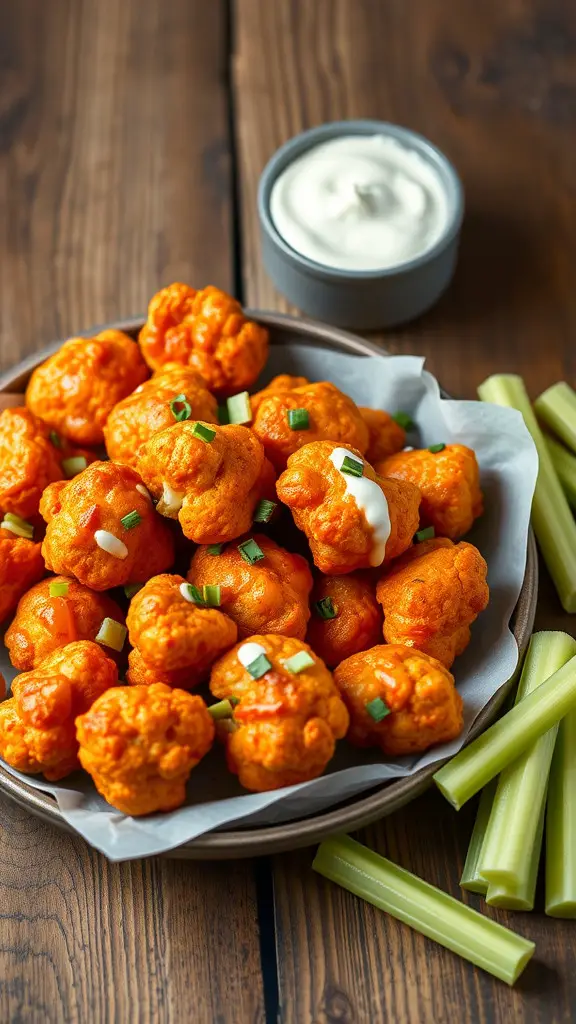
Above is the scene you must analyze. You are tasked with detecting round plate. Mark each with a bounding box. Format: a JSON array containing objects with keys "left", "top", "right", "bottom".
[{"left": 0, "top": 312, "right": 538, "bottom": 859}]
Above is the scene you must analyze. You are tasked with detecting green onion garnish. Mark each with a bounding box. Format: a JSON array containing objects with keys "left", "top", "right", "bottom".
[
  {"left": 124, "top": 583, "right": 143, "bottom": 599},
  {"left": 181, "top": 583, "right": 205, "bottom": 604},
  {"left": 95, "top": 617, "right": 127, "bottom": 653},
  {"left": 1, "top": 513, "right": 34, "bottom": 539},
  {"left": 287, "top": 408, "right": 310, "bottom": 430},
  {"left": 121, "top": 510, "right": 141, "bottom": 530},
  {"left": 340, "top": 454, "right": 364, "bottom": 477},
  {"left": 49, "top": 581, "right": 69, "bottom": 598},
  {"left": 62, "top": 455, "right": 87, "bottom": 478},
  {"left": 207, "top": 543, "right": 224, "bottom": 555},
  {"left": 314, "top": 597, "right": 337, "bottom": 620},
  {"left": 365, "top": 697, "right": 390, "bottom": 722},
  {"left": 202, "top": 584, "right": 221, "bottom": 607},
  {"left": 217, "top": 403, "right": 230, "bottom": 425},
  {"left": 245, "top": 653, "right": 273, "bottom": 679},
  {"left": 208, "top": 699, "right": 235, "bottom": 721},
  {"left": 237, "top": 538, "right": 265, "bottom": 565},
  {"left": 226, "top": 392, "right": 252, "bottom": 425},
  {"left": 415, "top": 526, "right": 435, "bottom": 542},
  {"left": 284, "top": 651, "right": 315, "bottom": 674},
  {"left": 191, "top": 422, "right": 216, "bottom": 443},
  {"left": 49, "top": 430, "right": 62, "bottom": 448},
  {"left": 392, "top": 411, "right": 414, "bottom": 430},
  {"left": 229, "top": 696, "right": 240, "bottom": 707},
  {"left": 253, "top": 499, "right": 277, "bottom": 524},
  {"left": 170, "top": 394, "right": 192, "bottom": 421},
  {"left": 428, "top": 443, "right": 446, "bottom": 454}
]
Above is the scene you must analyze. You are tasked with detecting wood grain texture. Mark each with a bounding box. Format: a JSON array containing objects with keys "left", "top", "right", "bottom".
[
  {"left": 0, "top": 2, "right": 265, "bottom": 1021},
  {"left": 234, "top": 0, "right": 576, "bottom": 1020}
]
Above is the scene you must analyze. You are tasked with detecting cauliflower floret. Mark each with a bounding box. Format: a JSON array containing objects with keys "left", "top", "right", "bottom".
[
  {"left": 359, "top": 407, "right": 406, "bottom": 463},
  {"left": 0, "top": 407, "right": 64, "bottom": 520},
  {"left": 0, "top": 533, "right": 45, "bottom": 624},
  {"left": 306, "top": 572, "right": 382, "bottom": 668}
]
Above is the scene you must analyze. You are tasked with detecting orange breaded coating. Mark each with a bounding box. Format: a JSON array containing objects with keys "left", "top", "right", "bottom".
[
  {"left": 138, "top": 283, "right": 269, "bottom": 395},
  {"left": 137, "top": 420, "right": 274, "bottom": 544},
  {"left": 250, "top": 374, "right": 310, "bottom": 415},
  {"left": 0, "top": 533, "right": 44, "bottom": 623},
  {"left": 375, "top": 444, "right": 483, "bottom": 540},
  {"left": 306, "top": 573, "right": 382, "bottom": 668},
  {"left": 26, "top": 330, "right": 149, "bottom": 446},
  {"left": 276, "top": 441, "right": 420, "bottom": 574},
  {"left": 40, "top": 461, "right": 174, "bottom": 591},
  {"left": 103, "top": 363, "right": 218, "bottom": 470},
  {"left": 0, "top": 407, "right": 63, "bottom": 520},
  {"left": 6, "top": 576, "right": 125, "bottom": 671},
  {"left": 210, "top": 635, "right": 349, "bottom": 792},
  {"left": 252, "top": 381, "right": 370, "bottom": 471},
  {"left": 126, "top": 573, "right": 237, "bottom": 689},
  {"left": 334, "top": 644, "right": 463, "bottom": 755},
  {"left": 76, "top": 683, "right": 215, "bottom": 815},
  {"left": 376, "top": 538, "right": 489, "bottom": 668},
  {"left": 0, "top": 641, "right": 118, "bottom": 781},
  {"left": 359, "top": 408, "right": 406, "bottom": 464},
  {"left": 188, "top": 534, "right": 313, "bottom": 640}
]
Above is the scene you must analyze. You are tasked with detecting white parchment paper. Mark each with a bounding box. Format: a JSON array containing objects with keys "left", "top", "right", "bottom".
[{"left": 0, "top": 347, "right": 538, "bottom": 860}]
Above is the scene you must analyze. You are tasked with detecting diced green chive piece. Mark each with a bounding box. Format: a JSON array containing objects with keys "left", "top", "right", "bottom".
[
  {"left": 49, "top": 581, "right": 69, "bottom": 598},
  {"left": 207, "top": 543, "right": 224, "bottom": 555},
  {"left": 365, "top": 696, "right": 391, "bottom": 722},
  {"left": 1, "top": 513, "right": 33, "bottom": 539},
  {"left": 284, "top": 651, "right": 315, "bottom": 674},
  {"left": 229, "top": 696, "right": 240, "bottom": 707},
  {"left": 49, "top": 430, "right": 62, "bottom": 448},
  {"left": 121, "top": 510, "right": 142, "bottom": 530},
  {"left": 287, "top": 408, "right": 310, "bottom": 430},
  {"left": 183, "top": 583, "right": 205, "bottom": 604},
  {"left": 428, "top": 443, "right": 446, "bottom": 454},
  {"left": 62, "top": 456, "right": 87, "bottom": 478},
  {"left": 340, "top": 454, "right": 364, "bottom": 477},
  {"left": 217, "top": 403, "right": 230, "bottom": 425},
  {"left": 392, "top": 411, "right": 414, "bottom": 430},
  {"left": 237, "top": 538, "right": 265, "bottom": 565},
  {"left": 191, "top": 422, "right": 216, "bottom": 443},
  {"left": 208, "top": 699, "right": 234, "bottom": 721},
  {"left": 253, "top": 499, "right": 277, "bottom": 524},
  {"left": 169, "top": 393, "right": 192, "bottom": 421},
  {"left": 415, "top": 526, "right": 435, "bottom": 543},
  {"left": 226, "top": 391, "right": 252, "bottom": 425},
  {"left": 202, "top": 584, "right": 221, "bottom": 607},
  {"left": 246, "top": 653, "right": 273, "bottom": 679},
  {"left": 124, "top": 583, "right": 143, "bottom": 599},
  {"left": 314, "top": 597, "right": 337, "bottom": 620},
  {"left": 95, "top": 617, "right": 127, "bottom": 653}
]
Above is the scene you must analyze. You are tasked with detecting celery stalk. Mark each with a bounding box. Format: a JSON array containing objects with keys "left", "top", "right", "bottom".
[
  {"left": 478, "top": 374, "right": 576, "bottom": 612},
  {"left": 534, "top": 381, "right": 576, "bottom": 454},
  {"left": 478, "top": 632, "right": 576, "bottom": 890},
  {"left": 434, "top": 651, "right": 576, "bottom": 810},
  {"left": 545, "top": 435, "right": 576, "bottom": 509},
  {"left": 545, "top": 705, "right": 576, "bottom": 917},
  {"left": 459, "top": 780, "right": 496, "bottom": 894},
  {"left": 313, "top": 835, "right": 535, "bottom": 985},
  {"left": 485, "top": 804, "right": 545, "bottom": 911}
]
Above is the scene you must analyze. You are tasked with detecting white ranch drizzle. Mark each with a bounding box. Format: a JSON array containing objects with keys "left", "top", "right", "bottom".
[
  {"left": 328, "top": 447, "right": 391, "bottom": 567},
  {"left": 237, "top": 641, "right": 267, "bottom": 668},
  {"left": 94, "top": 530, "right": 128, "bottom": 560},
  {"left": 180, "top": 582, "right": 197, "bottom": 603},
  {"left": 159, "top": 481, "right": 184, "bottom": 515},
  {"left": 136, "top": 483, "right": 152, "bottom": 501}
]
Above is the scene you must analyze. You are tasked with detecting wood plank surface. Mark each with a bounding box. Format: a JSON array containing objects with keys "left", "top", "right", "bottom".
[
  {"left": 0, "top": 3, "right": 265, "bottom": 1022},
  {"left": 233, "top": 1, "right": 576, "bottom": 1020}
]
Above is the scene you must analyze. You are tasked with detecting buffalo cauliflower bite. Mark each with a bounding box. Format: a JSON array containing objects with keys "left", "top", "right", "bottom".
[
  {"left": 0, "top": 407, "right": 64, "bottom": 520},
  {"left": 126, "top": 573, "right": 238, "bottom": 689},
  {"left": 334, "top": 644, "right": 463, "bottom": 755},
  {"left": 138, "top": 283, "right": 269, "bottom": 395},
  {"left": 375, "top": 444, "right": 483, "bottom": 540},
  {"left": 0, "top": 533, "right": 44, "bottom": 623},
  {"left": 40, "top": 461, "right": 174, "bottom": 591},
  {"left": 252, "top": 381, "right": 370, "bottom": 471},
  {"left": 306, "top": 573, "right": 382, "bottom": 668},
  {"left": 359, "top": 408, "right": 406, "bottom": 464},
  {"left": 376, "top": 538, "right": 489, "bottom": 668},
  {"left": 188, "top": 534, "right": 313, "bottom": 640},
  {"left": 0, "top": 641, "right": 118, "bottom": 781},
  {"left": 250, "top": 374, "right": 310, "bottom": 415},
  {"left": 76, "top": 683, "right": 215, "bottom": 815},
  {"left": 209, "top": 634, "right": 349, "bottom": 791},
  {"left": 5, "top": 577, "right": 125, "bottom": 671},
  {"left": 103, "top": 363, "right": 218, "bottom": 469},
  {"left": 137, "top": 420, "right": 275, "bottom": 544},
  {"left": 26, "top": 330, "right": 149, "bottom": 446},
  {"left": 276, "top": 441, "right": 420, "bottom": 574}
]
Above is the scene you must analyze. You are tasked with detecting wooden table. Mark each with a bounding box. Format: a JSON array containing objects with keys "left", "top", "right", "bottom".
[{"left": 1, "top": 1, "right": 575, "bottom": 1020}]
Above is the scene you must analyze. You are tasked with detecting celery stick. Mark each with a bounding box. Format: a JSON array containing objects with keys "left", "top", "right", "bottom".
[
  {"left": 479, "top": 632, "right": 576, "bottom": 890},
  {"left": 534, "top": 381, "right": 576, "bottom": 454},
  {"left": 485, "top": 803, "right": 545, "bottom": 911},
  {"left": 546, "top": 705, "right": 576, "bottom": 917},
  {"left": 545, "top": 435, "right": 576, "bottom": 509},
  {"left": 313, "top": 835, "right": 535, "bottom": 985},
  {"left": 459, "top": 780, "right": 496, "bottom": 894},
  {"left": 478, "top": 374, "right": 576, "bottom": 612},
  {"left": 434, "top": 651, "right": 576, "bottom": 810}
]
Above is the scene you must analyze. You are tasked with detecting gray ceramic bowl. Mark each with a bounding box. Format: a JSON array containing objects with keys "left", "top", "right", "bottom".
[{"left": 258, "top": 120, "right": 464, "bottom": 330}]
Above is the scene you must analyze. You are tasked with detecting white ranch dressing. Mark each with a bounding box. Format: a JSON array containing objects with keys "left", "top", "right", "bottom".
[
  {"left": 136, "top": 483, "right": 152, "bottom": 502},
  {"left": 237, "top": 642, "right": 267, "bottom": 668},
  {"left": 329, "top": 447, "right": 391, "bottom": 566},
  {"left": 270, "top": 134, "right": 450, "bottom": 271},
  {"left": 158, "top": 481, "right": 184, "bottom": 515},
  {"left": 94, "top": 530, "right": 128, "bottom": 560}
]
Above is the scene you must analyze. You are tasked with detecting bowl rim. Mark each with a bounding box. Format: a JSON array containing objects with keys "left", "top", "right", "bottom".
[{"left": 0, "top": 311, "right": 538, "bottom": 859}]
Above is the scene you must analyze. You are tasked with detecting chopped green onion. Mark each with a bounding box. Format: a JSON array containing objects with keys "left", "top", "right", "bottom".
[
  {"left": 340, "top": 454, "right": 363, "bottom": 477},
  {"left": 414, "top": 526, "right": 435, "bottom": 543},
  {"left": 478, "top": 374, "right": 576, "bottom": 612},
  {"left": 237, "top": 538, "right": 265, "bottom": 565},
  {"left": 226, "top": 392, "right": 252, "bottom": 425},
  {"left": 459, "top": 780, "right": 496, "bottom": 894},
  {"left": 245, "top": 653, "right": 272, "bottom": 679},
  {"left": 284, "top": 651, "right": 315, "bottom": 674},
  {"left": 313, "top": 835, "right": 535, "bottom": 986},
  {"left": 485, "top": 804, "right": 546, "bottom": 911},
  {"left": 208, "top": 699, "right": 235, "bottom": 721},
  {"left": 546, "top": 704, "right": 576, "bottom": 917},
  {"left": 545, "top": 435, "right": 576, "bottom": 510},
  {"left": 62, "top": 455, "right": 87, "bottom": 478},
  {"left": 1, "top": 513, "right": 33, "bottom": 539},
  {"left": 95, "top": 617, "right": 127, "bottom": 653},
  {"left": 253, "top": 499, "right": 276, "bottom": 524},
  {"left": 217, "top": 403, "right": 230, "bottom": 425},
  {"left": 428, "top": 443, "right": 446, "bottom": 454},
  {"left": 365, "top": 696, "right": 391, "bottom": 722},
  {"left": 392, "top": 411, "right": 414, "bottom": 430},
  {"left": 191, "top": 422, "right": 216, "bottom": 443},
  {"left": 229, "top": 696, "right": 240, "bottom": 708},
  {"left": 207, "top": 543, "right": 224, "bottom": 556},
  {"left": 181, "top": 583, "right": 205, "bottom": 605},
  {"left": 49, "top": 430, "right": 62, "bottom": 448},
  {"left": 49, "top": 581, "right": 69, "bottom": 598},
  {"left": 534, "top": 381, "right": 576, "bottom": 454},
  {"left": 120, "top": 510, "right": 141, "bottom": 530},
  {"left": 434, "top": 648, "right": 576, "bottom": 810},
  {"left": 314, "top": 597, "right": 337, "bottom": 620},
  {"left": 202, "top": 584, "right": 221, "bottom": 607},
  {"left": 124, "top": 583, "right": 143, "bottom": 599},
  {"left": 287, "top": 408, "right": 310, "bottom": 430},
  {"left": 169, "top": 393, "right": 192, "bottom": 421}
]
